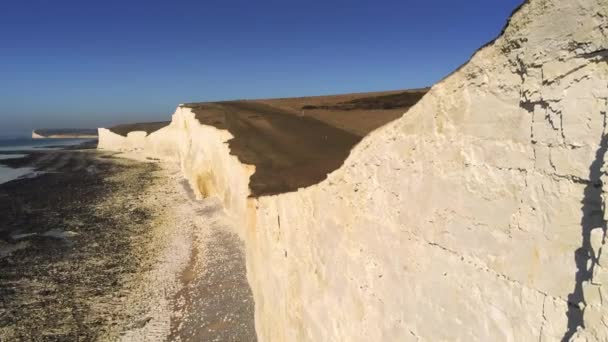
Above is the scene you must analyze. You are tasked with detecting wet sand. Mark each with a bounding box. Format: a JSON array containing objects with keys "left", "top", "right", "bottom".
[{"left": 0, "top": 147, "right": 256, "bottom": 341}]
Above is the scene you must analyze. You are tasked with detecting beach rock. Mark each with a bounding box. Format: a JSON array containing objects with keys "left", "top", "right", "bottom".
[
  {"left": 0, "top": 240, "right": 29, "bottom": 258},
  {"left": 98, "top": 0, "right": 608, "bottom": 340}
]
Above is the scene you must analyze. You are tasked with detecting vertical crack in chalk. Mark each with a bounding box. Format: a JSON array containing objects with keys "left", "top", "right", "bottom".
[{"left": 562, "top": 126, "right": 608, "bottom": 341}]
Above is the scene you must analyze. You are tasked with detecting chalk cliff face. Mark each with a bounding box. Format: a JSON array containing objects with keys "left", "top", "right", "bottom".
[
  {"left": 98, "top": 0, "right": 608, "bottom": 340},
  {"left": 31, "top": 131, "right": 45, "bottom": 139}
]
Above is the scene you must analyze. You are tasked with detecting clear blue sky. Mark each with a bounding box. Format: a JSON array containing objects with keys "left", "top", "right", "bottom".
[{"left": 0, "top": 0, "right": 522, "bottom": 136}]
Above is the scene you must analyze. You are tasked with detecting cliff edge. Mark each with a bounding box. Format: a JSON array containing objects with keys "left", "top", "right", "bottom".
[{"left": 98, "top": 0, "right": 608, "bottom": 340}]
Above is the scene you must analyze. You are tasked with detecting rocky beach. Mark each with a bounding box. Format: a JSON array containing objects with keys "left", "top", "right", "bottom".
[
  {"left": 1, "top": 0, "right": 607, "bottom": 340},
  {"left": 0, "top": 146, "right": 255, "bottom": 341}
]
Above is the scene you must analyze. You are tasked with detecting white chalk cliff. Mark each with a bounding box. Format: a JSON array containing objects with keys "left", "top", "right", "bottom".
[
  {"left": 98, "top": 0, "right": 608, "bottom": 340},
  {"left": 31, "top": 131, "right": 45, "bottom": 139}
]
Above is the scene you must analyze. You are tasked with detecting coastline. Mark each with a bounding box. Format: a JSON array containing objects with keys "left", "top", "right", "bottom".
[{"left": 0, "top": 147, "right": 255, "bottom": 340}]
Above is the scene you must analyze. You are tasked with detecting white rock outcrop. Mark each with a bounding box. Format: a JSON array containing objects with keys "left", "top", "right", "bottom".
[
  {"left": 32, "top": 129, "right": 98, "bottom": 139},
  {"left": 31, "top": 130, "right": 45, "bottom": 139},
  {"left": 99, "top": 0, "right": 608, "bottom": 340}
]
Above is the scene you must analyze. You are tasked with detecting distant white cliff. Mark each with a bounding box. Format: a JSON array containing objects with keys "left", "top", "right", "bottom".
[
  {"left": 32, "top": 129, "right": 98, "bottom": 139},
  {"left": 31, "top": 131, "right": 46, "bottom": 139},
  {"left": 98, "top": 0, "right": 608, "bottom": 340}
]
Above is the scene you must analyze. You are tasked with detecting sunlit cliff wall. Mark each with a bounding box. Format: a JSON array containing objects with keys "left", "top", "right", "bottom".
[{"left": 99, "top": 0, "right": 608, "bottom": 339}]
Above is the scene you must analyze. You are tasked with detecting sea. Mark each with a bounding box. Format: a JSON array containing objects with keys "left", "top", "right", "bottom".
[{"left": 0, "top": 137, "right": 95, "bottom": 184}]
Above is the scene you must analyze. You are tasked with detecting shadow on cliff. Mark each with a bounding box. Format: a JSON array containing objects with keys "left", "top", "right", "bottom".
[{"left": 562, "top": 134, "right": 608, "bottom": 341}]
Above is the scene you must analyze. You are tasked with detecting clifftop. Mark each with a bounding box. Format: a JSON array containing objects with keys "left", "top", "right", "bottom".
[
  {"left": 182, "top": 89, "right": 428, "bottom": 196},
  {"left": 108, "top": 122, "right": 170, "bottom": 137},
  {"left": 104, "top": 88, "right": 428, "bottom": 196}
]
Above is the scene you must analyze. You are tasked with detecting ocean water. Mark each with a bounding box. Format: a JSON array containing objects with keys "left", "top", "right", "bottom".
[
  {"left": 0, "top": 137, "right": 95, "bottom": 184},
  {"left": 0, "top": 137, "right": 94, "bottom": 151}
]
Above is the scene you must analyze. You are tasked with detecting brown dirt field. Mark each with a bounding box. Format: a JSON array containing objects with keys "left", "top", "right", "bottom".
[{"left": 254, "top": 88, "right": 429, "bottom": 136}]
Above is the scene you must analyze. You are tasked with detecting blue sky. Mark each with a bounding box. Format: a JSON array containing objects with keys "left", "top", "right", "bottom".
[{"left": 0, "top": 0, "right": 522, "bottom": 136}]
